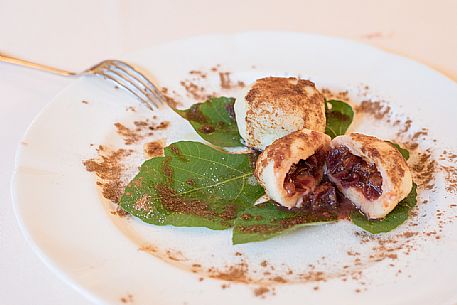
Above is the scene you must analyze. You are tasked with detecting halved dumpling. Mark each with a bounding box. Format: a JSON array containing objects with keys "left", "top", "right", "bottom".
[
  {"left": 326, "top": 133, "right": 413, "bottom": 219},
  {"left": 254, "top": 129, "right": 331, "bottom": 208},
  {"left": 234, "top": 77, "right": 326, "bottom": 150}
]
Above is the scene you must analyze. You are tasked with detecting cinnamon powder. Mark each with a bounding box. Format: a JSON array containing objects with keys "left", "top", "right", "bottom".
[
  {"left": 83, "top": 146, "right": 132, "bottom": 203},
  {"left": 114, "top": 120, "right": 170, "bottom": 145}
]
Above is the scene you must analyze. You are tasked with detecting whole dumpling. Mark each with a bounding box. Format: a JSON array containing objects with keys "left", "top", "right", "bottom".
[{"left": 234, "top": 77, "right": 326, "bottom": 150}]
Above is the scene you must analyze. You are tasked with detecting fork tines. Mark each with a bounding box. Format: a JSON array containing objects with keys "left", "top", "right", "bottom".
[{"left": 94, "top": 60, "right": 166, "bottom": 110}]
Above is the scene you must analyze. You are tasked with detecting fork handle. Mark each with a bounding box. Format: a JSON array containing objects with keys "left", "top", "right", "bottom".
[{"left": 0, "top": 52, "right": 76, "bottom": 76}]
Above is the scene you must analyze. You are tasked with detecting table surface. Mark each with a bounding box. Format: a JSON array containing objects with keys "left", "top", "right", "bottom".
[{"left": 1, "top": 0, "right": 456, "bottom": 304}]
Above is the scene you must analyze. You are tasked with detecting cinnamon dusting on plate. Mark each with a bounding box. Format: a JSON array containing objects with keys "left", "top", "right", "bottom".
[
  {"left": 254, "top": 286, "right": 271, "bottom": 297},
  {"left": 120, "top": 294, "right": 133, "bottom": 304},
  {"left": 356, "top": 100, "right": 391, "bottom": 120},
  {"left": 219, "top": 72, "right": 245, "bottom": 90},
  {"left": 440, "top": 150, "right": 457, "bottom": 194},
  {"left": 411, "top": 149, "right": 437, "bottom": 190},
  {"left": 166, "top": 249, "right": 187, "bottom": 262},
  {"left": 160, "top": 87, "right": 182, "bottom": 108},
  {"left": 207, "top": 259, "right": 250, "bottom": 283},
  {"left": 210, "top": 64, "right": 221, "bottom": 72},
  {"left": 321, "top": 89, "right": 350, "bottom": 102},
  {"left": 83, "top": 146, "right": 133, "bottom": 203},
  {"left": 114, "top": 120, "right": 170, "bottom": 145},
  {"left": 138, "top": 244, "right": 158, "bottom": 254},
  {"left": 180, "top": 80, "right": 213, "bottom": 101},
  {"left": 173, "top": 67, "right": 247, "bottom": 104},
  {"left": 190, "top": 70, "right": 207, "bottom": 78},
  {"left": 114, "top": 123, "right": 143, "bottom": 145}
]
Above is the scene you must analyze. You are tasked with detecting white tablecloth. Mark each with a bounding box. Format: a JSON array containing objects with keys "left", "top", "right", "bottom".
[{"left": 1, "top": 0, "right": 456, "bottom": 304}]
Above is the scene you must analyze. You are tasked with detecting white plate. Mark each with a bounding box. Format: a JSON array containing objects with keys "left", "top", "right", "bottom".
[{"left": 12, "top": 32, "right": 457, "bottom": 305}]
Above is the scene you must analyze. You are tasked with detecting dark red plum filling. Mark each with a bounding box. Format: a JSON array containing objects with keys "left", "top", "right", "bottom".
[
  {"left": 326, "top": 146, "right": 383, "bottom": 200},
  {"left": 283, "top": 149, "right": 327, "bottom": 197},
  {"left": 281, "top": 149, "right": 357, "bottom": 217},
  {"left": 302, "top": 181, "right": 337, "bottom": 211},
  {"left": 284, "top": 178, "right": 355, "bottom": 218}
]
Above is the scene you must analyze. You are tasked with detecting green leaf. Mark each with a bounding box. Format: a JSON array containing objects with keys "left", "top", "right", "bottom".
[
  {"left": 176, "top": 97, "right": 243, "bottom": 147},
  {"left": 325, "top": 99, "right": 354, "bottom": 139},
  {"left": 387, "top": 141, "right": 410, "bottom": 160},
  {"left": 232, "top": 202, "right": 336, "bottom": 244},
  {"left": 120, "top": 141, "right": 264, "bottom": 229},
  {"left": 351, "top": 183, "right": 417, "bottom": 234}
]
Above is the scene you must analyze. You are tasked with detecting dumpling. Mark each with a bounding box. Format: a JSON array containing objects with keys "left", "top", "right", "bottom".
[
  {"left": 234, "top": 77, "right": 326, "bottom": 150},
  {"left": 326, "top": 133, "right": 413, "bottom": 219},
  {"left": 254, "top": 129, "right": 331, "bottom": 208}
]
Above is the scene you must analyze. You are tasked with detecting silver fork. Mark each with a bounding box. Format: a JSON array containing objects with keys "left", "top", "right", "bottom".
[{"left": 0, "top": 52, "right": 167, "bottom": 110}]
